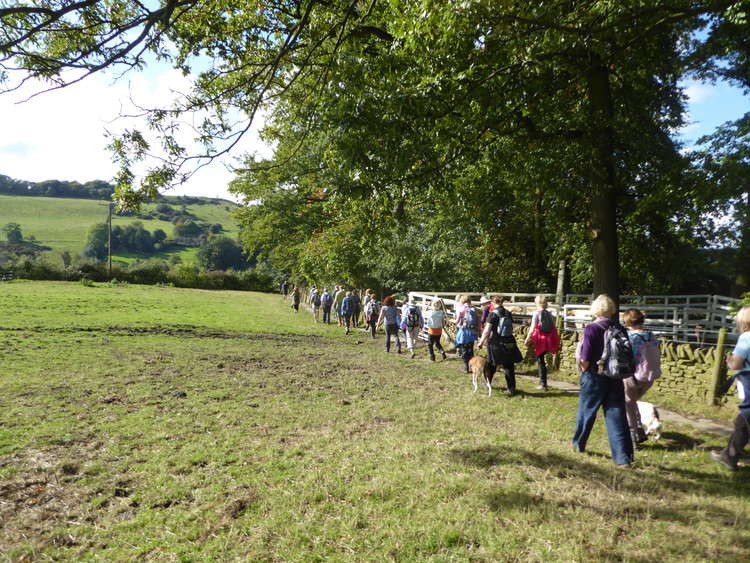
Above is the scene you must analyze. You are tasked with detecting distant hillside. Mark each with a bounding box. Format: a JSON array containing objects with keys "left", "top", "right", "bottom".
[
  {"left": 0, "top": 173, "right": 236, "bottom": 207},
  {"left": 0, "top": 192, "right": 240, "bottom": 264}
]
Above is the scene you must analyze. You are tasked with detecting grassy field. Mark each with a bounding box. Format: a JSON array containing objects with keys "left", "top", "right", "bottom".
[
  {"left": 0, "top": 195, "right": 238, "bottom": 263},
  {"left": 1, "top": 281, "right": 749, "bottom": 561}
]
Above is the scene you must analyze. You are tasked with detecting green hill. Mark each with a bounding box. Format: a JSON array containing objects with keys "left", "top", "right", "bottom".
[{"left": 0, "top": 194, "right": 239, "bottom": 265}]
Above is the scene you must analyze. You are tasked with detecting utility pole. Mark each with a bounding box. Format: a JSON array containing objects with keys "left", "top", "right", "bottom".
[{"left": 108, "top": 202, "right": 113, "bottom": 278}]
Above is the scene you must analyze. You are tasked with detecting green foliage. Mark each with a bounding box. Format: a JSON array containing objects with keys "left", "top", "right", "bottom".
[
  {"left": 3, "top": 2, "right": 750, "bottom": 295},
  {"left": 195, "top": 235, "right": 247, "bottom": 271},
  {"left": 82, "top": 223, "right": 109, "bottom": 261},
  {"left": 2, "top": 222, "right": 22, "bottom": 244}
]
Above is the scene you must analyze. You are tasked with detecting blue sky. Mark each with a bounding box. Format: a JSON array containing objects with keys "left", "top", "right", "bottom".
[
  {"left": 679, "top": 79, "right": 749, "bottom": 146},
  {"left": 0, "top": 69, "right": 747, "bottom": 201}
]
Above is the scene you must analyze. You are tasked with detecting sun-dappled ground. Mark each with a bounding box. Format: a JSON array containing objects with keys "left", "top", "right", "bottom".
[{"left": 1, "top": 281, "right": 749, "bottom": 561}]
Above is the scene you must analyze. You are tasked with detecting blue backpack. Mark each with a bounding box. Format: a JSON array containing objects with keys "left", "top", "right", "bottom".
[
  {"left": 495, "top": 308, "right": 512, "bottom": 337},
  {"left": 463, "top": 307, "right": 477, "bottom": 330}
]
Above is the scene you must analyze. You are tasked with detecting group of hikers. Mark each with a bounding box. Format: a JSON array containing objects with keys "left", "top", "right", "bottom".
[{"left": 280, "top": 280, "right": 750, "bottom": 470}]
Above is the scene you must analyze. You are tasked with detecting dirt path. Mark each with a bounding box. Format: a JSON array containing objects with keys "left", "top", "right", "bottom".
[{"left": 520, "top": 374, "right": 733, "bottom": 438}]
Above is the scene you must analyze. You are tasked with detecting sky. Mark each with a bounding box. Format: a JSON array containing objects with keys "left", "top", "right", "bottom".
[
  {"left": 0, "top": 67, "right": 747, "bottom": 202},
  {"left": 0, "top": 66, "right": 272, "bottom": 202}
]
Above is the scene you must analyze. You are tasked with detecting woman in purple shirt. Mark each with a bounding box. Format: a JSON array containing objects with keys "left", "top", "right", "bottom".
[{"left": 571, "top": 294, "right": 633, "bottom": 467}]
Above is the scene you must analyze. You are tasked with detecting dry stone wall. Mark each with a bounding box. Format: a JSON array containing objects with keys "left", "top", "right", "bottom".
[{"left": 514, "top": 326, "right": 725, "bottom": 405}]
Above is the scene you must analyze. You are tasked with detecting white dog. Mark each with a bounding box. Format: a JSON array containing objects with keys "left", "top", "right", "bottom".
[{"left": 637, "top": 401, "right": 662, "bottom": 440}]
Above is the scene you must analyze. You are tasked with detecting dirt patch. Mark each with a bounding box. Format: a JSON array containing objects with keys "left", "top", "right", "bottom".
[
  {"left": 0, "top": 325, "right": 328, "bottom": 344},
  {"left": 0, "top": 450, "right": 93, "bottom": 554}
]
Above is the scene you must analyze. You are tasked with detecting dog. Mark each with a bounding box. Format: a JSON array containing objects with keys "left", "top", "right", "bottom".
[
  {"left": 469, "top": 355, "right": 493, "bottom": 396},
  {"left": 637, "top": 401, "right": 662, "bottom": 440}
]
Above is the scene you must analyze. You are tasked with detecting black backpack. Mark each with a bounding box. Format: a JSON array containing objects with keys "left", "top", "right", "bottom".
[
  {"left": 407, "top": 306, "right": 421, "bottom": 328},
  {"left": 539, "top": 310, "right": 554, "bottom": 333},
  {"left": 600, "top": 323, "right": 636, "bottom": 379}
]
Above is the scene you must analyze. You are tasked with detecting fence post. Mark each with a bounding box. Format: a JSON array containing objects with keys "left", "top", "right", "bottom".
[
  {"left": 708, "top": 327, "right": 728, "bottom": 406},
  {"left": 553, "top": 307, "right": 565, "bottom": 371},
  {"left": 556, "top": 260, "right": 566, "bottom": 305}
]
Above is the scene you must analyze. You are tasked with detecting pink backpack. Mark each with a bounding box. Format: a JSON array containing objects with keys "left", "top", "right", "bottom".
[{"left": 633, "top": 332, "right": 661, "bottom": 382}]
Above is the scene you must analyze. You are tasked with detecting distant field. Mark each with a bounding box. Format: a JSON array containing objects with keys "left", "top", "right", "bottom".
[
  {"left": 1, "top": 281, "right": 748, "bottom": 561},
  {"left": 0, "top": 194, "right": 239, "bottom": 263}
]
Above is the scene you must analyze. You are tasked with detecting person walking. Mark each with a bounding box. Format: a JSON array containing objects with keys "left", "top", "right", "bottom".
[
  {"left": 291, "top": 286, "right": 301, "bottom": 312},
  {"left": 479, "top": 295, "right": 493, "bottom": 331},
  {"left": 310, "top": 287, "right": 321, "bottom": 323},
  {"left": 402, "top": 299, "right": 424, "bottom": 359},
  {"left": 377, "top": 295, "right": 402, "bottom": 353},
  {"left": 622, "top": 308, "right": 661, "bottom": 447},
  {"left": 478, "top": 295, "right": 522, "bottom": 396},
  {"left": 351, "top": 291, "right": 362, "bottom": 328},
  {"left": 454, "top": 296, "right": 478, "bottom": 373},
  {"left": 321, "top": 288, "right": 333, "bottom": 324},
  {"left": 426, "top": 299, "right": 448, "bottom": 361},
  {"left": 364, "top": 295, "right": 381, "bottom": 339},
  {"left": 333, "top": 286, "right": 346, "bottom": 327},
  {"left": 523, "top": 295, "right": 560, "bottom": 391},
  {"left": 341, "top": 291, "right": 355, "bottom": 335},
  {"left": 711, "top": 305, "right": 750, "bottom": 471},
  {"left": 571, "top": 294, "right": 633, "bottom": 467},
  {"left": 281, "top": 279, "right": 289, "bottom": 300}
]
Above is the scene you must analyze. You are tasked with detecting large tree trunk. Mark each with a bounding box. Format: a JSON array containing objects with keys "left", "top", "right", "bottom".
[{"left": 586, "top": 54, "right": 620, "bottom": 306}]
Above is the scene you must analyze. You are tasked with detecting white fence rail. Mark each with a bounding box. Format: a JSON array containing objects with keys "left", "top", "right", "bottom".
[{"left": 407, "top": 291, "right": 742, "bottom": 347}]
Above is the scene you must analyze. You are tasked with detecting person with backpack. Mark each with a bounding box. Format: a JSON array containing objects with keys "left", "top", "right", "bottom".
[
  {"left": 524, "top": 295, "right": 561, "bottom": 391},
  {"left": 711, "top": 305, "right": 750, "bottom": 471},
  {"left": 454, "top": 296, "right": 478, "bottom": 373},
  {"left": 622, "top": 308, "right": 661, "bottom": 447},
  {"left": 321, "top": 288, "right": 333, "bottom": 324},
  {"left": 426, "top": 299, "right": 448, "bottom": 361},
  {"left": 291, "top": 286, "right": 301, "bottom": 312},
  {"left": 377, "top": 295, "right": 402, "bottom": 353},
  {"left": 478, "top": 295, "right": 523, "bottom": 395},
  {"left": 364, "top": 295, "right": 381, "bottom": 339},
  {"left": 310, "top": 288, "right": 322, "bottom": 323},
  {"left": 333, "top": 286, "right": 346, "bottom": 327},
  {"left": 401, "top": 299, "right": 424, "bottom": 359},
  {"left": 571, "top": 294, "right": 634, "bottom": 467},
  {"left": 340, "top": 291, "right": 355, "bottom": 335}
]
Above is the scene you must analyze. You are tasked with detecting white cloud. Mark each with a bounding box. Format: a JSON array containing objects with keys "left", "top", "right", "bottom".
[
  {"left": 684, "top": 82, "right": 716, "bottom": 104},
  {"left": 0, "top": 66, "right": 272, "bottom": 201}
]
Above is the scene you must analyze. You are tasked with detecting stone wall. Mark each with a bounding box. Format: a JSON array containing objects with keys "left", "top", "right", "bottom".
[{"left": 513, "top": 325, "right": 724, "bottom": 405}]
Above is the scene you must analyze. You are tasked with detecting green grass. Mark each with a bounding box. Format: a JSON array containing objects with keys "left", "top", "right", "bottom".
[
  {"left": 1, "top": 281, "right": 749, "bottom": 561},
  {"left": 0, "top": 194, "right": 238, "bottom": 263}
]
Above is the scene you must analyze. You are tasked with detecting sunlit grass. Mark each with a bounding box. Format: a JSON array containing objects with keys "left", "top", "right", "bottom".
[{"left": 0, "top": 281, "right": 748, "bottom": 561}]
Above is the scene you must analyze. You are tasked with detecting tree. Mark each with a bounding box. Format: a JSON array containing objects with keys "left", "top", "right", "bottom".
[
  {"left": 2, "top": 223, "right": 22, "bottom": 244},
  {"left": 196, "top": 236, "right": 246, "bottom": 271},
  {"left": 82, "top": 223, "right": 108, "bottom": 260},
  {"left": 3, "top": 0, "right": 749, "bottom": 297},
  {"left": 696, "top": 113, "right": 750, "bottom": 295},
  {"left": 152, "top": 228, "right": 167, "bottom": 244},
  {"left": 173, "top": 220, "right": 203, "bottom": 238}
]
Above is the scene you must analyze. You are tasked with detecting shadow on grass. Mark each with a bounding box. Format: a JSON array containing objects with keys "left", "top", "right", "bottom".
[
  {"left": 451, "top": 444, "right": 750, "bottom": 559},
  {"left": 448, "top": 444, "right": 750, "bottom": 499},
  {"left": 642, "top": 431, "right": 705, "bottom": 452},
  {"left": 519, "top": 390, "right": 576, "bottom": 398}
]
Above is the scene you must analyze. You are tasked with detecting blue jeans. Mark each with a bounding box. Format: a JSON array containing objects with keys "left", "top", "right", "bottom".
[{"left": 572, "top": 371, "right": 633, "bottom": 465}]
